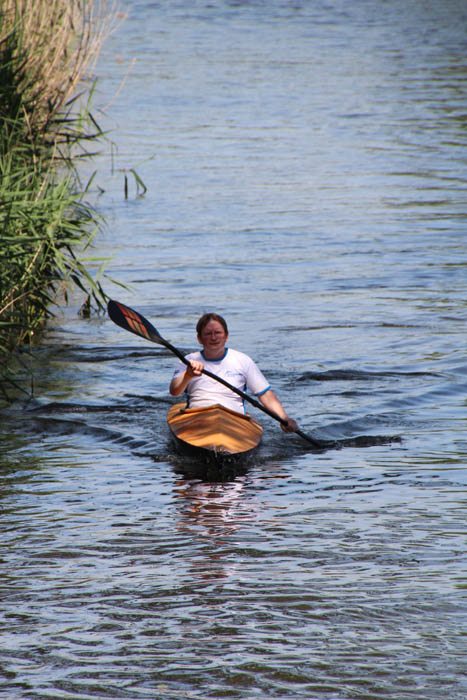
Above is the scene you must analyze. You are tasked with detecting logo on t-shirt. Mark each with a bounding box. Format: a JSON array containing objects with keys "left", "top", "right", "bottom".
[{"left": 225, "top": 370, "right": 243, "bottom": 380}]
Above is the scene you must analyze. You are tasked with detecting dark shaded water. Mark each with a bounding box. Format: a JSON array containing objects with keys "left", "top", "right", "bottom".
[{"left": 1, "top": 1, "right": 467, "bottom": 698}]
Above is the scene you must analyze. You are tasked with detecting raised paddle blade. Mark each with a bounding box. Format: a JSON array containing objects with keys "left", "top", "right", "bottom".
[{"left": 107, "top": 299, "right": 166, "bottom": 346}]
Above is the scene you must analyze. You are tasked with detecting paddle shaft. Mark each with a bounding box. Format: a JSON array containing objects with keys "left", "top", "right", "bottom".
[{"left": 107, "top": 299, "right": 325, "bottom": 448}]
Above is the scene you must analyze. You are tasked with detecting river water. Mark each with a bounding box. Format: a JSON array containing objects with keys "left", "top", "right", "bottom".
[{"left": 1, "top": 1, "right": 467, "bottom": 698}]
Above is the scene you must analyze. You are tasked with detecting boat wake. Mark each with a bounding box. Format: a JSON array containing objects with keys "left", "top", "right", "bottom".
[
  {"left": 297, "top": 369, "right": 441, "bottom": 382},
  {"left": 1, "top": 387, "right": 402, "bottom": 483},
  {"left": 318, "top": 432, "right": 402, "bottom": 450}
]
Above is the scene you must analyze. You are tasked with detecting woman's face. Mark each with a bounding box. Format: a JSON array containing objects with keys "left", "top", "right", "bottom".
[{"left": 198, "top": 320, "right": 228, "bottom": 358}]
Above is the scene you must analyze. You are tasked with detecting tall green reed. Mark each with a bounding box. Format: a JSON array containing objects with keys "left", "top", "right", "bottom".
[{"left": 0, "top": 0, "right": 118, "bottom": 403}]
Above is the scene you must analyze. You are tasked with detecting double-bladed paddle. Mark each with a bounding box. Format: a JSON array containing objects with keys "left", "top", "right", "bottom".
[{"left": 107, "top": 299, "right": 327, "bottom": 449}]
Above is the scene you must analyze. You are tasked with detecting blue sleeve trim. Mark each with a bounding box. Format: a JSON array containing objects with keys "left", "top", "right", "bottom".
[{"left": 255, "top": 386, "right": 271, "bottom": 397}]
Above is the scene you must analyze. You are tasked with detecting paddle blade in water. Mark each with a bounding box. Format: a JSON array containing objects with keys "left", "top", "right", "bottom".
[{"left": 107, "top": 299, "right": 165, "bottom": 345}]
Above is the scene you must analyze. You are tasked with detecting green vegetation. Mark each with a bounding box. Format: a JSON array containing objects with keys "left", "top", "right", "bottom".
[{"left": 0, "top": 0, "right": 115, "bottom": 402}]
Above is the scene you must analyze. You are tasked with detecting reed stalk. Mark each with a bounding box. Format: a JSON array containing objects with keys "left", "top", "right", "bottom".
[{"left": 0, "top": 0, "right": 118, "bottom": 403}]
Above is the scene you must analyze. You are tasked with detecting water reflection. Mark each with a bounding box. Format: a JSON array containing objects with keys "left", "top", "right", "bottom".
[{"left": 173, "top": 476, "right": 252, "bottom": 582}]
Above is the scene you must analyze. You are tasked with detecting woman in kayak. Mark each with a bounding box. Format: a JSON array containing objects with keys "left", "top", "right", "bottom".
[{"left": 169, "top": 313, "right": 298, "bottom": 433}]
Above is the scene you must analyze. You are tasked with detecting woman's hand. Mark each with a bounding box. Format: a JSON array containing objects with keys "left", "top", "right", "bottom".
[
  {"left": 185, "top": 360, "right": 203, "bottom": 378},
  {"left": 170, "top": 360, "right": 204, "bottom": 396},
  {"left": 280, "top": 417, "right": 299, "bottom": 433}
]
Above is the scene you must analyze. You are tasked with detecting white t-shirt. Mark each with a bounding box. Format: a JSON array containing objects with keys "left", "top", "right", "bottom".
[{"left": 172, "top": 348, "right": 270, "bottom": 413}]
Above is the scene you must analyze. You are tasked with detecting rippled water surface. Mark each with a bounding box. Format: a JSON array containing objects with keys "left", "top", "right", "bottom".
[{"left": 1, "top": 1, "right": 467, "bottom": 698}]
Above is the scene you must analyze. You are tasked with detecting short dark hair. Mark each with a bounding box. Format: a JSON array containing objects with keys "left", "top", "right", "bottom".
[{"left": 196, "top": 313, "right": 228, "bottom": 337}]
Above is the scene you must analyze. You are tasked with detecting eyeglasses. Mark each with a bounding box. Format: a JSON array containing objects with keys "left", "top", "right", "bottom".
[{"left": 202, "top": 330, "right": 225, "bottom": 338}]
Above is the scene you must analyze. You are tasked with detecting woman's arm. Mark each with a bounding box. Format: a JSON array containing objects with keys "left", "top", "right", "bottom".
[{"left": 258, "top": 389, "right": 299, "bottom": 433}]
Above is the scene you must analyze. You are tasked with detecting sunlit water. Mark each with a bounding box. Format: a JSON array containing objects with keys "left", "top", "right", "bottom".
[{"left": 1, "top": 1, "right": 466, "bottom": 698}]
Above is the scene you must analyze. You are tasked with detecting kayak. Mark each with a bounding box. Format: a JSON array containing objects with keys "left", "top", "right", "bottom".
[{"left": 167, "top": 403, "right": 263, "bottom": 480}]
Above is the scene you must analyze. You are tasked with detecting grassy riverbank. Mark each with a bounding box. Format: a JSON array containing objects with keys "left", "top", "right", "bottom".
[{"left": 0, "top": 0, "right": 115, "bottom": 402}]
